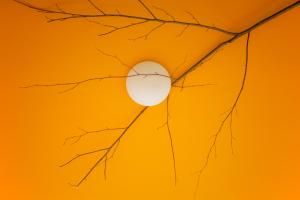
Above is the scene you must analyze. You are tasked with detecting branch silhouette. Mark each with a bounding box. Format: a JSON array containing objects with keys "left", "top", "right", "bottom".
[
  {"left": 63, "top": 127, "right": 126, "bottom": 145},
  {"left": 14, "top": 0, "right": 237, "bottom": 35},
  {"left": 193, "top": 32, "right": 250, "bottom": 198},
  {"left": 16, "top": 0, "right": 300, "bottom": 192},
  {"left": 20, "top": 73, "right": 170, "bottom": 93}
]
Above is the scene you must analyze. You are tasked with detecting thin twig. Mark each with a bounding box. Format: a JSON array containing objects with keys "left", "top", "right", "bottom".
[
  {"left": 173, "top": 0, "right": 300, "bottom": 84},
  {"left": 96, "top": 49, "right": 131, "bottom": 69},
  {"left": 70, "top": 107, "right": 148, "bottom": 187},
  {"left": 59, "top": 147, "right": 110, "bottom": 167},
  {"left": 194, "top": 32, "right": 251, "bottom": 198},
  {"left": 16, "top": 0, "right": 300, "bottom": 188},
  {"left": 166, "top": 96, "right": 177, "bottom": 184},
  {"left": 64, "top": 127, "right": 126, "bottom": 145},
  {"left": 129, "top": 22, "right": 165, "bottom": 40},
  {"left": 176, "top": 25, "right": 189, "bottom": 37},
  {"left": 171, "top": 55, "right": 188, "bottom": 78},
  {"left": 152, "top": 5, "right": 175, "bottom": 21},
  {"left": 98, "top": 20, "right": 148, "bottom": 37},
  {"left": 21, "top": 73, "right": 170, "bottom": 93},
  {"left": 172, "top": 83, "right": 215, "bottom": 89},
  {"left": 104, "top": 155, "right": 108, "bottom": 180},
  {"left": 86, "top": 19, "right": 118, "bottom": 28},
  {"left": 229, "top": 113, "right": 235, "bottom": 155},
  {"left": 138, "top": 0, "right": 157, "bottom": 19},
  {"left": 14, "top": 0, "right": 237, "bottom": 35},
  {"left": 87, "top": 0, "right": 105, "bottom": 15}
]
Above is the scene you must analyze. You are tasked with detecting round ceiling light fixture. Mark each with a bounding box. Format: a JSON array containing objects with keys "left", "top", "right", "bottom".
[{"left": 126, "top": 61, "right": 171, "bottom": 106}]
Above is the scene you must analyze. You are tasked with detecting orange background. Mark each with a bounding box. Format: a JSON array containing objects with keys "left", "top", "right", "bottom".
[{"left": 1, "top": 0, "right": 300, "bottom": 199}]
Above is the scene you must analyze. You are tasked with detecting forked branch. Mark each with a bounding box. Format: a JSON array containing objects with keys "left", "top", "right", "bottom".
[
  {"left": 14, "top": 0, "right": 237, "bottom": 35},
  {"left": 17, "top": 0, "right": 300, "bottom": 189},
  {"left": 21, "top": 73, "right": 170, "bottom": 93},
  {"left": 64, "top": 127, "right": 126, "bottom": 145},
  {"left": 193, "top": 32, "right": 251, "bottom": 198},
  {"left": 67, "top": 107, "right": 148, "bottom": 187}
]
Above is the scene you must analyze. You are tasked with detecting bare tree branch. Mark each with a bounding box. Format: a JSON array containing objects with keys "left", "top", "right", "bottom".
[
  {"left": 229, "top": 113, "right": 235, "bottom": 155},
  {"left": 96, "top": 49, "right": 131, "bottom": 70},
  {"left": 185, "top": 11, "right": 200, "bottom": 24},
  {"left": 20, "top": 73, "right": 170, "bottom": 93},
  {"left": 69, "top": 107, "right": 148, "bottom": 187},
  {"left": 166, "top": 96, "right": 177, "bottom": 184},
  {"left": 64, "top": 127, "right": 126, "bottom": 145},
  {"left": 170, "top": 55, "right": 188, "bottom": 79},
  {"left": 152, "top": 5, "right": 175, "bottom": 21},
  {"left": 87, "top": 0, "right": 105, "bottom": 15},
  {"left": 172, "top": 83, "right": 215, "bottom": 89},
  {"left": 138, "top": 0, "right": 157, "bottom": 19},
  {"left": 55, "top": 0, "right": 300, "bottom": 189},
  {"left": 86, "top": 19, "right": 118, "bottom": 28},
  {"left": 98, "top": 20, "right": 148, "bottom": 37},
  {"left": 129, "top": 22, "right": 165, "bottom": 40},
  {"left": 172, "top": 0, "right": 300, "bottom": 84},
  {"left": 16, "top": 0, "right": 300, "bottom": 190},
  {"left": 193, "top": 32, "right": 251, "bottom": 198},
  {"left": 60, "top": 147, "right": 110, "bottom": 167},
  {"left": 13, "top": 0, "right": 237, "bottom": 35},
  {"left": 104, "top": 155, "right": 108, "bottom": 180},
  {"left": 176, "top": 25, "right": 189, "bottom": 37}
]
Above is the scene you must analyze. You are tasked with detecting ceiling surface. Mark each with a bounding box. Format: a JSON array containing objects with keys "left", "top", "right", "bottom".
[{"left": 1, "top": 0, "right": 300, "bottom": 199}]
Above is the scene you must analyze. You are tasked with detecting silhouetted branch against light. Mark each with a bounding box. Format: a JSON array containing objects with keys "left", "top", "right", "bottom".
[
  {"left": 172, "top": 83, "right": 215, "bottom": 89},
  {"left": 138, "top": 0, "right": 157, "bottom": 19},
  {"left": 176, "top": 25, "right": 189, "bottom": 37},
  {"left": 57, "top": 0, "right": 299, "bottom": 188},
  {"left": 193, "top": 32, "right": 251, "bottom": 198},
  {"left": 165, "top": 95, "right": 177, "bottom": 184},
  {"left": 59, "top": 147, "right": 110, "bottom": 168},
  {"left": 152, "top": 5, "right": 175, "bottom": 21},
  {"left": 16, "top": 0, "right": 300, "bottom": 189},
  {"left": 63, "top": 127, "right": 126, "bottom": 145},
  {"left": 172, "top": 0, "right": 300, "bottom": 84},
  {"left": 87, "top": 0, "right": 105, "bottom": 15},
  {"left": 20, "top": 73, "right": 170, "bottom": 94},
  {"left": 96, "top": 49, "right": 131, "bottom": 69},
  {"left": 185, "top": 11, "right": 200, "bottom": 24},
  {"left": 98, "top": 20, "right": 148, "bottom": 37},
  {"left": 71, "top": 107, "right": 148, "bottom": 187},
  {"left": 129, "top": 22, "right": 165, "bottom": 40},
  {"left": 13, "top": 0, "right": 237, "bottom": 35}
]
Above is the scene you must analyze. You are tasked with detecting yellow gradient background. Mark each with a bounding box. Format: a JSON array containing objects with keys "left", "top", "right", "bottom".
[{"left": 1, "top": 0, "right": 300, "bottom": 199}]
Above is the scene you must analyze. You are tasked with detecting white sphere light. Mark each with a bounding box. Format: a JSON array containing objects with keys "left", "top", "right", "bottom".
[{"left": 126, "top": 61, "right": 171, "bottom": 106}]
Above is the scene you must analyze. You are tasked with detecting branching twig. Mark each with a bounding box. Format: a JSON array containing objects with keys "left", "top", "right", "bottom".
[
  {"left": 176, "top": 25, "right": 189, "bottom": 37},
  {"left": 166, "top": 96, "right": 177, "bottom": 184},
  {"left": 229, "top": 113, "right": 235, "bottom": 155},
  {"left": 96, "top": 49, "right": 130, "bottom": 69},
  {"left": 21, "top": 73, "right": 170, "bottom": 93},
  {"left": 152, "top": 5, "right": 175, "bottom": 21},
  {"left": 170, "top": 55, "right": 188, "bottom": 81},
  {"left": 68, "top": 107, "right": 148, "bottom": 187},
  {"left": 14, "top": 0, "right": 237, "bottom": 35},
  {"left": 98, "top": 20, "right": 148, "bottom": 37},
  {"left": 60, "top": 147, "right": 110, "bottom": 167},
  {"left": 172, "top": 83, "right": 215, "bottom": 89},
  {"left": 185, "top": 11, "right": 200, "bottom": 24},
  {"left": 64, "top": 127, "right": 126, "bottom": 145},
  {"left": 172, "top": 0, "right": 300, "bottom": 85},
  {"left": 87, "top": 0, "right": 105, "bottom": 15},
  {"left": 129, "top": 22, "right": 165, "bottom": 40},
  {"left": 138, "top": 0, "right": 157, "bottom": 19},
  {"left": 16, "top": 0, "right": 300, "bottom": 190},
  {"left": 193, "top": 32, "right": 251, "bottom": 198}
]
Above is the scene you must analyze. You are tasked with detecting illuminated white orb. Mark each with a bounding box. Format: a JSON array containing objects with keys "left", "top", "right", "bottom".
[{"left": 126, "top": 61, "right": 171, "bottom": 106}]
